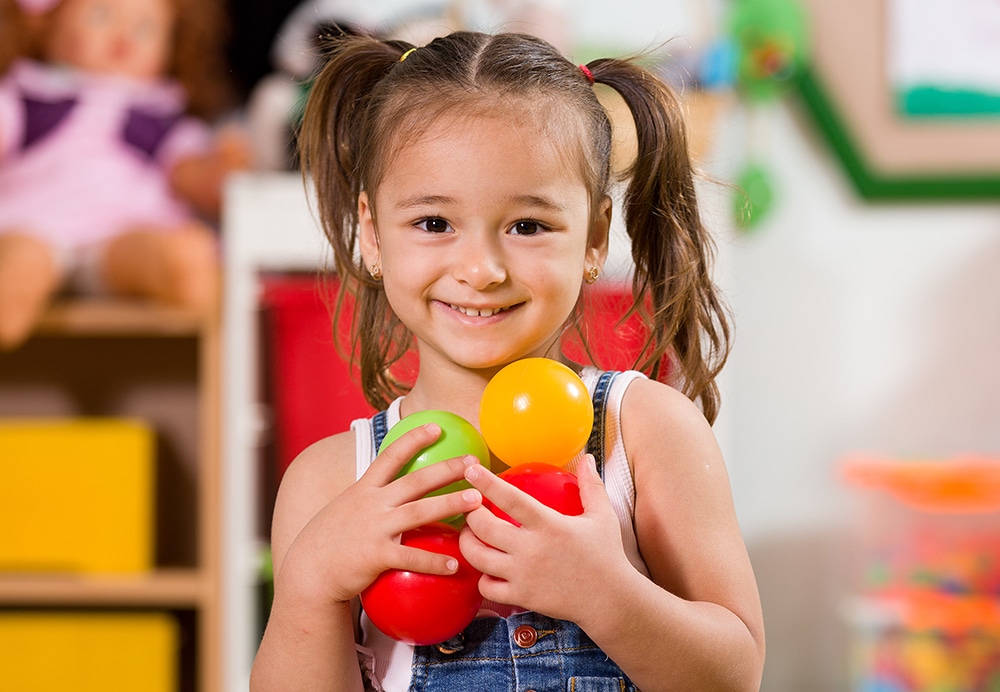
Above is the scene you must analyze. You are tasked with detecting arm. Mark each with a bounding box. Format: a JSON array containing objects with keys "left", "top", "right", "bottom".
[
  {"left": 460, "top": 379, "right": 764, "bottom": 691},
  {"left": 587, "top": 379, "right": 765, "bottom": 690},
  {"left": 250, "top": 424, "right": 484, "bottom": 691},
  {"left": 169, "top": 127, "right": 252, "bottom": 221},
  {"left": 249, "top": 432, "right": 365, "bottom": 692}
]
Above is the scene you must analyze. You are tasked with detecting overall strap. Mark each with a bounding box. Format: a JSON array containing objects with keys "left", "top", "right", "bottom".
[
  {"left": 370, "top": 409, "right": 390, "bottom": 453},
  {"left": 585, "top": 370, "right": 619, "bottom": 478}
]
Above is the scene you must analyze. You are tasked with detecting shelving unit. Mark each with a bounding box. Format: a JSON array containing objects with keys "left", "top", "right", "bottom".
[
  {"left": 0, "top": 299, "right": 221, "bottom": 692},
  {"left": 221, "top": 172, "right": 329, "bottom": 691}
]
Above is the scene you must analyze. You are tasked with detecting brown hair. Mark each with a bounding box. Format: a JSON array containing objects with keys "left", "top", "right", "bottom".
[
  {"left": 299, "top": 31, "right": 731, "bottom": 423},
  {"left": 0, "top": 0, "right": 234, "bottom": 119}
]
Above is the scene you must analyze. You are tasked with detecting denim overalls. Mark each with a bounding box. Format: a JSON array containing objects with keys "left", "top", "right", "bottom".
[{"left": 369, "top": 371, "right": 638, "bottom": 692}]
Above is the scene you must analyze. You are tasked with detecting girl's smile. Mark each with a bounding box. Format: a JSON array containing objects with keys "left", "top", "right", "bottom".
[{"left": 443, "top": 301, "right": 518, "bottom": 319}]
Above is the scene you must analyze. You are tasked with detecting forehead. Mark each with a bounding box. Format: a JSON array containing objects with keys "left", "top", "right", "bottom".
[
  {"left": 377, "top": 108, "right": 590, "bottom": 203},
  {"left": 375, "top": 94, "right": 593, "bottom": 192}
]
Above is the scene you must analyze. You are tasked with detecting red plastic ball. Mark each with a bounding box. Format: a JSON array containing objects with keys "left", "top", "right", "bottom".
[
  {"left": 360, "top": 523, "right": 482, "bottom": 645},
  {"left": 483, "top": 462, "right": 583, "bottom": 527}
]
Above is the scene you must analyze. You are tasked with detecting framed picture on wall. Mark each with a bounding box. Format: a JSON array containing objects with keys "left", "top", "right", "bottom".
[{"left": 796, "top": 0, "right": 1000, "bottom": 200}]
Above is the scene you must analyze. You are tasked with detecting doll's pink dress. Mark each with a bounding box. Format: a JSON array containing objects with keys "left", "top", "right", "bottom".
[{"left": 0, "top": 59, "right": 213, "bottom": 256}]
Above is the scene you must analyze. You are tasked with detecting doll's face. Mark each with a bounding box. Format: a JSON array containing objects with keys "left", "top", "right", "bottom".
[{"left": 44, "top": 0, "right": 175, "bottom": 80}]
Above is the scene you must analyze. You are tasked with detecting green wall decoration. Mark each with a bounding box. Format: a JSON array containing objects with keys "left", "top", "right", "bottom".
[{"left": 796, "top": 0, "right": 1000, "bottom": 201}]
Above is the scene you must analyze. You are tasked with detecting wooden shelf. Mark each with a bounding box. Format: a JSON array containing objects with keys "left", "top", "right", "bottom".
[
  {"left": 0, "top": 569, "right": 206, "bottom": 607},
  {"left": 0, "top": 296, "right": 222, "bottom": 690},
  {"left": 35, "top": 298, "right": 211, "bottom": 336}
]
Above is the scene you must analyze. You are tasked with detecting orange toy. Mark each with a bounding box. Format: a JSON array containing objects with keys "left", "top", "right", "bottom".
[{"left": 479, "top": 358, "right": 593, "bottom": 468}]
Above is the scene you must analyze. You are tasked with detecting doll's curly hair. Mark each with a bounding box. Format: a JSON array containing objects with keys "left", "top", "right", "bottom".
[{"left": 0, "top": 0, "right": 235, "bottom": 120}]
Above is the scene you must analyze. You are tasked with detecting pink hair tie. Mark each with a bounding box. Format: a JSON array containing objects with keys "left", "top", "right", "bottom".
[
  {"left": 579, "top": 64, "right": 595, "bottom": 85},
  {"left": 17, "top": 0, "right": 61, "bottom": 13}
]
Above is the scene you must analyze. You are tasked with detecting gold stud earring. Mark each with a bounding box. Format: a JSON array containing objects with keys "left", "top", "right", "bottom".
[
  {"left": 585, "top": 266, "right": 601, "bottom": 284},
  {"left": 369, "top": 263, "right": 382, "bottom": 281}
]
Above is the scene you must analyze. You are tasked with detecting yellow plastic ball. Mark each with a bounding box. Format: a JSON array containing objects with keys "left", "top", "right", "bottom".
[{"left": 479, "top": 358, "right": 593, "bottom": 467}]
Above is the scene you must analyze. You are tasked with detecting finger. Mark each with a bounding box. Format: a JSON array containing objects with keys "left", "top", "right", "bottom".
[
  {"left": 365, "top": 423, "right": 442, "bottom": 485},
  {"left": 576, "top": 454, "right": 611, "bottom": 513},
  {"left": 386, "top": 486, "right": 482, "bottom": 536},
  {"left": 384, "top": 542, "right": 462, "bottom": 577},
  {"left": 458, "top": 516, "right": 514, "bottom": 575},
  {"left": 477, "top": 573, "right": 517, "bottom": 606},
  {"left": 385, "top": 454, "right": 478, "bottom": 505},
  {"left": 463, "top": 462, "right": 543, "bottom": 528}
]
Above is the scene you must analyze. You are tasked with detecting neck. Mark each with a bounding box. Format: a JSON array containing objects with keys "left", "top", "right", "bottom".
[{"left": 400, "top": 366, "right": 493, "bottom": 428}]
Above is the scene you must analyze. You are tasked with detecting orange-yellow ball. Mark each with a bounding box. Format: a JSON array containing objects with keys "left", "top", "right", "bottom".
[{"left": 479, "top": 358, "right": 593, "bottom": 467}]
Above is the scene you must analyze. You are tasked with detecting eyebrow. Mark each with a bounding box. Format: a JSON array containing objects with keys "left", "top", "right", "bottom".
[
  {"left": 392, "top": 194, "right": 568, "bottom": 212},
  {"left": 393, "top": 195, "right": 455, "bottom": 210}
]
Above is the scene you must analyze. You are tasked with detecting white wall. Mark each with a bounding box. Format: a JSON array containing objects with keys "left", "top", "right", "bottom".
[
  {"left": 707, "top": 94, "right": 1000, "bottom": 691},
  {"left": 569, "top": 3, "right": 1000, "bottom": 689}
]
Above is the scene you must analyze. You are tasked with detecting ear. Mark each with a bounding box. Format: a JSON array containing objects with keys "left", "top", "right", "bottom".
[
  {"left": 585, "top": 194, "right": 612, "bottom": 272},
  {"left": 358, "top": 191, "right": 381, "bottom": 270}
]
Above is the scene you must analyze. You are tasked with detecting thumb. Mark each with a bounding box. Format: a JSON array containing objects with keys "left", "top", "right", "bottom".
[{"left": 577, "top": 454, "right": 611, "bottom": 513}]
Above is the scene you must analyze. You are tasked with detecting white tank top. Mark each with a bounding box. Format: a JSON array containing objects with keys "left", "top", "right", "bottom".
[{"left": 350, "top": 367, "right": 649, "bottom": 692}]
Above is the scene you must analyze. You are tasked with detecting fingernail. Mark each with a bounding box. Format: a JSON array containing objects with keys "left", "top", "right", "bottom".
[
  {"left": 423, "top": 423, "right": 441, "bottom": 435},
  {"left": 463, "top": 455, "right": 480, "bottom": 467},
  {"left": 461, "top": 489, "right": 480, "bottom": 503},
  {"left": 446, "top": 558, "right": 459, "bottom": 572},
  {"left": 465, "top": 464, "right": 483, "bottom": 481}
]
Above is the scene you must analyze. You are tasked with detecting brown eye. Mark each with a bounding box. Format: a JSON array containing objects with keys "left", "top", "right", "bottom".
[
  {"left": 418, "top": 218, "right": 450, "bottom": 233},
  {"left": 510, "top": 220, "right": 542, "bottom": 235}
]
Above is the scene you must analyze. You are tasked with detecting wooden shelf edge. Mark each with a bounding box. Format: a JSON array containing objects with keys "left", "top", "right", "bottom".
[
  {"left": 0, "top": 568, "right": 207, "bottom": 607},
  {"left": 35, "top": 298, "right": 213, "bottom": 337}
]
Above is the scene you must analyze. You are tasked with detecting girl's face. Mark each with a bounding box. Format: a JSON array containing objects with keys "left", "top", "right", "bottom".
[
  {"left": 45, "top": 0, "right": 174, "bottom": 80},
  {"left": 359, "top": 109, "right": 610, "bottom": 376}
]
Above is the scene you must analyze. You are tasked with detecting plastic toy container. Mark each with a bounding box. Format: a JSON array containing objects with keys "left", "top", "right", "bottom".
[
  {"left": 0, "top": 418, "right": 155, "bottom": 573},
  {"left": 841, "top": 455, "right": 1000, "bottom": 691}
]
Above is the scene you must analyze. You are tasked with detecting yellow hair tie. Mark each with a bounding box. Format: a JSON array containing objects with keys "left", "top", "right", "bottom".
[{"left": 399, "top": 48, "right": 417, "bottom": 62}]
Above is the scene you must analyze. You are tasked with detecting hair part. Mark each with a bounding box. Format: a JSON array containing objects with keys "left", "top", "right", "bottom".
[{"left": 299, "top": 31, "right": 731, "bottom": 423}]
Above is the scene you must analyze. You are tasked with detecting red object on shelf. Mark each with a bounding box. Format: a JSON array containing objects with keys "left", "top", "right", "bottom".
[{"left": 260, "top": 275, "right": 374, "bottom": 480}]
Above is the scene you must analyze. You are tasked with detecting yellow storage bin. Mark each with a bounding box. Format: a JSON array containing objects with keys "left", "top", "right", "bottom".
[
  {"left": 0, "top": 611, "right": 177, "bottom": 692},
  {"left": 0, "top": 418, "right": 154, "bottom": 573}
]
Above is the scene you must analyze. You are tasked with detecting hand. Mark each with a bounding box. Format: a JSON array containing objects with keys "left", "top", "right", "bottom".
[
  {"left": 170, "top": 127, "right": 253, "bottom": 220},
  {"left": 458, "top": 456, "right": 633, "bottom": 625},
  {"left": 279, "top": 424, "right": 483, "bottom": 605}
]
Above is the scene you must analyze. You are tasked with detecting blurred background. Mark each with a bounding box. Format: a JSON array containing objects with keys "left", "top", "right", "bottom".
[{"left": 2, "top": 0, "right": 999, "bottom": 690}]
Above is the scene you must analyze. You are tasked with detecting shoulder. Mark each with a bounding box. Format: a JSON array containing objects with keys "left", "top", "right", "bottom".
[
  {"left": 619, "top": 375, "right": 717, "bottom": 453},
  {"left": 270, "top": 429, "right": 359, "bottom": 568},
  {"left": 619, "top": 376, "right": 729, "bottom": 520}
]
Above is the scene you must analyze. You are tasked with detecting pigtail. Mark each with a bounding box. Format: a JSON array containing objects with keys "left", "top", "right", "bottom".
[
  {"left": 299, "top": 35, "right": 415, "bottom": 409},
  {"left": 587, "top": 58, "right": 731, "bottom": 423}
]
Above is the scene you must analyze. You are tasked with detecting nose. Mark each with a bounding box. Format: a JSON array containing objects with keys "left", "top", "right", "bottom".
[{"left": 452, "top": 234, "right": 507, "bottom": 290}]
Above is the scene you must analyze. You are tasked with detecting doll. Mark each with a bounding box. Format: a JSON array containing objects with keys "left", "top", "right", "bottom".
[{"left": 0, "top": 0, "right": 249, "bottom": 349}]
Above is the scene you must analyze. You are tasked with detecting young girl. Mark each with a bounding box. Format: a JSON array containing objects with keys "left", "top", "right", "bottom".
[
  {"left": 0, "top": 0, "right": 248, "bottom": 349},
  {"left": 251, "top": 31, "right": 765, "bottom": 691}
]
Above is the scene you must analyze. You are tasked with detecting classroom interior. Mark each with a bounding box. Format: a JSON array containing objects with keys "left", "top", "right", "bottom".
[{"left": 2, "top": 0, "right": 999, "bottom": 690}]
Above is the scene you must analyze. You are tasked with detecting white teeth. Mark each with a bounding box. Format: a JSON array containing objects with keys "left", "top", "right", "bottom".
[{"left": 449, "top": 304, "right": 506, "bottom": 317}]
